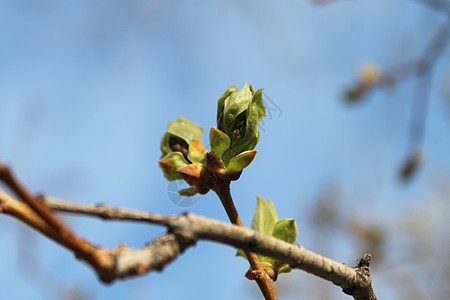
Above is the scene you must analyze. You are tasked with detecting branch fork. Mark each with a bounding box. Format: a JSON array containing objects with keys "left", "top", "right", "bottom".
[{"left": 0, "top": 161, "right": 377, "bottom": 299}]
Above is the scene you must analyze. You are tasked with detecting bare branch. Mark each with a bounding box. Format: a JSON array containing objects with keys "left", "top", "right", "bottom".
[
  {"left": 42, "top": 195, "right": 376, "bottom": 299},
  {"left": 0, "top": 190, "right": 194, "bottom": 282},
  {"left": 0, "top": 161, "right": 117, "bottom": 282},
  {"left": 112, "top": 232, "right": 195, "bottom": 279},
  {"left": 411, "top": 0, "right": 450, "bottom": 14},
  {"left": 0, "top": 159, "right": 376, "bottom": 299}
]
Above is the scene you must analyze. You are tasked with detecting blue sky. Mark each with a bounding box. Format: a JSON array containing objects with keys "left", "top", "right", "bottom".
[{"left": 1, "top": 1, "right": 449, "bottom": 299}]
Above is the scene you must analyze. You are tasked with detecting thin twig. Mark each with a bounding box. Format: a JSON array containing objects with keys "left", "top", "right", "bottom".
[
  {"left": 213, "top": 183, "right": 278, "bottom": 300},
  {"left": 411, "top": 0, "right": 450, "bottom": 14},
  {"left": 0, "top": 162, "right": 113, "bottom": 280},
  {"left": 409, "top": 21, "right": 450, "bottom": 148},
  {"left": 0, "top": 190, "right": 193, "bottom": 282},
  {"left": 0, "top": 163, "right": 70, "bottom": 235},
  {"left": 345, "top": 12, "right": 450, "bottom": 180}
]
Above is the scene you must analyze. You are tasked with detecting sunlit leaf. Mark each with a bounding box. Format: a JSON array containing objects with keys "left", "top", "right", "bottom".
[
  {"left": 222, "top": 150, "right": 257, "bottom": 174},
  {"left": 166, "top": 116, "right": 203, "bottom": 145},
  {"left": 272, "top": 219, "right": 298, "bottom": 244},
  {"left": 178, "top": 187, "right": 198, "bottom": 197},
  {"left": 187, "top": 139, "right": 207, "bottom": 164},
  {"left": 158, "top": 152, "right": 190, "bottom": 181},
  {"left": 209, "top": 126, "right": 231, "bottom": 158},
  {"left": 251, "top": 195, "right": 278, "bottom": 236}
]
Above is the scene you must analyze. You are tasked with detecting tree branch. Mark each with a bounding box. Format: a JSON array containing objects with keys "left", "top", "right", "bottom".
[
  {"left": 344, "top": 15, "right": 450, "bottom": 181},
  {"left": 0, "top": 190, "right": 195, "bottom": 282},
  {"left": 411, "top": 0, "right": 450, "bottom": 14},
  {"left": 0, "top": 162, "right": 376, "bottom": 299},
  {"left": 42, "top": 194, "right": 376, "bottom": 299}
]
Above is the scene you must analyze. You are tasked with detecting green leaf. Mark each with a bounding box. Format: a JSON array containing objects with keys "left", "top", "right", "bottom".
[
  {"left": 257, "top": 255, "right": 276, "bottom": 267},
  {"left": 222, "top": 150, "right": 257, "bottom": 174},
  {"left": 221, "top": 129, "right": 259, "bottom": 165},
  {"left": 187, "top": 139, "right": 207, "bottom": 164},
  {"left": 178, "top": 187, "right": 198, "bottom": 197},
  {"left": 222, "top": 83, "right": 252, "bottom": 136},
  {"left": 160, "top": 132, "right": 190, "bottom": 159},
  {"left": 251, "top": 195, "right": 279, "bottom": 236},
  {"left": 249, "top": 84, "right": 255, "bottom": 94},
  {"left": 160, "top": 132, "right": 172, "bottom": 157},
  {"left": 217, "top": 84, "right": 238, "bottom": 129},
  {"left": 272, "top": 219, "right": 298, "bottom": 244},
  {"left": 214, "top": 84, "right": 264, "bottom": 165},
  {"left": 166, "top": 116, "right": 203, "bottom": 145},
  {"left": 158, "top": 152, "right": 190, "bottom": 181},
  {"left": 245, "top": 89, "right": 266, "bottom": 140},
  {"left": 266, "top": 198, "right": 279, "bottom": 221},
  {"left": 277, "top": 264, "right": 292, "bottom": 274},
  {"left": 235, "top": 249, "right": 247, "bottom": 259},
  {"left": 209, "top": 126, "right": 231, "bottom": 158}
]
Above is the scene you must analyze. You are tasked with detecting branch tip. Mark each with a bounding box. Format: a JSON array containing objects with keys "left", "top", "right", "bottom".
[{"left": 357, "top": 253, "right": 372, "bottom": 268}]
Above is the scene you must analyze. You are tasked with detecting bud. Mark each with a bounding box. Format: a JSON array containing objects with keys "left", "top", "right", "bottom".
[
  {"left": 344, "top": 62, "right": 383, "bottom": 103},
  {"left": 160, "top": 116, "right": 203, "bottom": 159},
  {"left": 399, "top": 149, "right": 423, "bottom": 181},
  {"left": 214, "top": 83, "right": 266, "bottom": 165},
  {"left": 159, "top": 84, "right": 266, "bottom": 196},
  {"left": 359, "top": 62, "right": 381, "bottom": 86},
  {"left": 159, "top": 116, "right": 206, "bottom": 194}
]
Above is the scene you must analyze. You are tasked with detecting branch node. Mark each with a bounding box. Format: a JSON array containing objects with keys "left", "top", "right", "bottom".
[
  {"left": 357, "top": 253, "right": 371, "bottom": 269},
  {"left": 342, "top": 253, "right": 376, "bottom": 299}
]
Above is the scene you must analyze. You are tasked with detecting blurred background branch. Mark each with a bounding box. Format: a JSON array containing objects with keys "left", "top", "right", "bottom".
[{"left": 345, "top": 1, "right": 450, "bottom": 182}]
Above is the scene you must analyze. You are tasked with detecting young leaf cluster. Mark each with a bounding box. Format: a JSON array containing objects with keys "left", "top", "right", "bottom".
[
  {"left": 158, "top": 83, "right": 266, "bottom": 195},
  {"left": 237, "top": 196, "right": 298, "bottom": 281}
]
